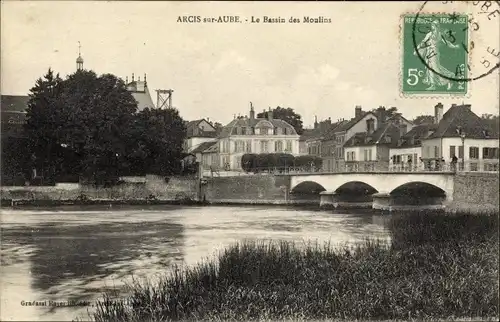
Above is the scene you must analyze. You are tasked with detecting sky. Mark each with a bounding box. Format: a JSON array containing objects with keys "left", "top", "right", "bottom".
[{"left": 2, "top": 1, "right": 499, "bottom": 127}]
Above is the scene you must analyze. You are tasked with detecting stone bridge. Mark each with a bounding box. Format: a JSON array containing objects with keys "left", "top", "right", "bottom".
[
  {"left": 288, "top": 172, "right": 455, "bottom": 196},
  {"left": 283, "top": 172, "right": 456, "bottom": 210}
]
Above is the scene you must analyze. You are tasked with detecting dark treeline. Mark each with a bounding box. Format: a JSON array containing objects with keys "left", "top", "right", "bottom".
[{"left": 3, "top": 69, "right": 188, "bottom": 187}]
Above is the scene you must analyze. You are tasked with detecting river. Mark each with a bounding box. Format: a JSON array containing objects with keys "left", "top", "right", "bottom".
[{"left": 0, "top": 205, "right": 391, "bottom": 321}]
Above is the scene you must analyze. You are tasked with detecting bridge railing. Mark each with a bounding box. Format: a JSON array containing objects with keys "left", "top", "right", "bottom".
[{"left": 213, "top": 160, "right": 499, "bottom": 176}]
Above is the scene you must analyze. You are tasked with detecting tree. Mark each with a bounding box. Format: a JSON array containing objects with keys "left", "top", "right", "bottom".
[
  {"left": 24, "top": 69, "right": 65, "bottom": 184},
  {"left": 127, "top": 108, "right": 186, "bottom": 176},
  {"left": 481, "top": 114, "right": 499, "bottom": 134},
  {"left": 241, "top": 153, "right": 257, "bottom": 172},
  {"left": 26, "top": 69, "right": 138, "bottom": 186},
  {"left": 257, "top": 106, "right": 304, "bottom": 135},
  {"left": 412, "top": 115, "right": 435, "bottom": 125}
]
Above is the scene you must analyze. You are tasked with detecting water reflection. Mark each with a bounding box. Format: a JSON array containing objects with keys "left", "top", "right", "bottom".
[{"left": 0, "top": 205, "right": 390, "bottom": 321}]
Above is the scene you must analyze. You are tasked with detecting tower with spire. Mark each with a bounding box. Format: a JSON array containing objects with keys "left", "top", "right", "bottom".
[{"left": 76, "top": 41, "right": 84, "bottom": 71}]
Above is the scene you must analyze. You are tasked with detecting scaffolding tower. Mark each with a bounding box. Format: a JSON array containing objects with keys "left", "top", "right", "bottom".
[{"left": 156, "top": 89, "right": 174, "bottom": 109}]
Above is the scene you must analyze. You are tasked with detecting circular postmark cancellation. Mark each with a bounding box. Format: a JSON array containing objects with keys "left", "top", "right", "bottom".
[{"left": 412, "top": 1, "right": 500, "bottom": 83}]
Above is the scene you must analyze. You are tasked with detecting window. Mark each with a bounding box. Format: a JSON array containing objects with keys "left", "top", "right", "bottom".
[
  {"left": 434, "top": 146, "right": 439, "bottom": 158},
  {"left": 483, "top": 147, "right": 499, "bottom": 159},
  {"left": 425, "top": 146, "right": 430, "bottom": 158},
  {"left": 283, "top": 128, "right": 288, "bottom": 135},
  {"left": 286, "top": 141, "right": 292, "bottom": 152},
  {"left": 234, "top": 140, "right": 245, "bottom": 153},
  {"left": 458, "top": 145, "right": 464, "bottom": 158},
  {"left": 245, "top": 141, "right": 252, "bottom": 152},
  {"left": 469, "top": 147, "right": 479, "bottom": 159},
  {"left": 251, "top": 127, "right": 255, "bottom": 134},
  {"left": 260, "top": 140, "right": 268, "bottom": 152},
  {"left": 241, "top": 127, "right": 246, "bottom": 135},
  {"left": 273, "top": 127, "right": 278, "bottom": 135},
  {"left": 275, "top": 141, "right": 283, "bottom": 152},
  {"left": 260, "top": 128, "right": 269, "bottom": 135},
  {"left": 366, "top": 119, "right": 375, "bottom": 133},
  {"left": 449, "top": 145, "right": 456, "bottom": 158},
  {"left": 470, "top": 163, "right": 478, "bottom": 171},
  {"left": 368, "top": 149, "right": 373, "bottom": 161}
]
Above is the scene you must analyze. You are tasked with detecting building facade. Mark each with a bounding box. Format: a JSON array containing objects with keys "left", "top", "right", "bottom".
[
  {"left": 217, "top": 104, "right": 300, "bottom": 171},
  {"left": 421, "top": 103, "right": 499, "bottom": 171}
]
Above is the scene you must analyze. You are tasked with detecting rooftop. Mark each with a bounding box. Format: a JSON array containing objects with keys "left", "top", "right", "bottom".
[
  {"left": 428, "top": 104, "right": 499, "bottom": 139},
  {"left": 218, "top": 114, "right": 297, "bottom": 138},
  {"left": 344, "top": 122, "right": 401, "bottom": 148},
  {"left": 190, "top": 141, "right": 218, "bottom": 154}
]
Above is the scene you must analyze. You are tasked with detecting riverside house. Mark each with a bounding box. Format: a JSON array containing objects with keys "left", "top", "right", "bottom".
[
  {"left": 183, "top": 118, "right": 219, "bottom": 153},
  {"left": 217, "top": 103, "right": 300, "bottom": 171},
  {"left": 389, "top": 122, "right": 437, "bottom": 171},
  {"left": 420, "top": 103, "right": 499, "bottom": 172},
  {"left": 343, "top": 109, "right": 414, "bottom": 172}
]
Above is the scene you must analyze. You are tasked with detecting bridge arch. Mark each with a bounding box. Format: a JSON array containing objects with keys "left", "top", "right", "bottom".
[
  {"left": 290, "top": 181, "right": 326, "bottom": 194},
  {"left": 335, "top": 181, "right": 378, "bottom": 194},
  {"left": 390, "top": 181, "right": 447, "bottom": 205}
]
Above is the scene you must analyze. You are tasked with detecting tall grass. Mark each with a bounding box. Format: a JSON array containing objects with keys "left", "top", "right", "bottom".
[{"left": 92, "top": 211, "right": 499, "bottom": 321}]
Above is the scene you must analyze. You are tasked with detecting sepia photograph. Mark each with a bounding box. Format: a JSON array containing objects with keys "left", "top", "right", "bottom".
[{"left": 1, "top": 1, "right": 499, "bottom": 321}]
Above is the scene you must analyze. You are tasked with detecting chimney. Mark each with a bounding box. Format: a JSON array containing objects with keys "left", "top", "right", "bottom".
[
  {"left": 314, "top": 115, "right": 318, "bottom": 130},
  {"left": 355, "top": 105, "right": 363, "bottom": 118},
  {"left": 126, "top": 76, "right": 128, "bottom": 83},
  {"left": 132, "top": 73, "right": 135, "bottom": 82},
  {"left": 144, "top": 73, "right": 147, "bottom": 87},
  {"left": 463, "top": 104, "right": 472, "bottom": 110},
  {"left": 267, "top": 107, "right": 273, "bottom": 121},
  {"left": 434, "top": 102, "right": 444, "bottom": 124},
  {"left": 377, "top": 106, "right": 387, "bottom": 124},
  {"left": 249, "top": 102, "right": 255, "bottom": 120}
]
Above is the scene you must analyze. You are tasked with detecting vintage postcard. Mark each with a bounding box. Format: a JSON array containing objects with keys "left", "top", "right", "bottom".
[{"left": 1, "top": 1, "right": 499, "bottom": 322}]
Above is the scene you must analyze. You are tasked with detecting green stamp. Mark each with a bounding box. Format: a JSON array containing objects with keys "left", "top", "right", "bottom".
[{"left": 402, "top": 13, "right": 469, "bottom": 95}]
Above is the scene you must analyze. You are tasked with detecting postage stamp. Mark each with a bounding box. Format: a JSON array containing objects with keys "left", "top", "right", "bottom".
[{"left": 401, "top": 13, "right": 469, "bottom": 96}]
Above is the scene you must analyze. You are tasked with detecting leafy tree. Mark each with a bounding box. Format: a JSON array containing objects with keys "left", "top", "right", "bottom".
[
  {"left": 24, "top": 69, "right": 65, "bottom": 184},
  {"left": 127, "top": 108, "right": 186, "bottom": 176},
  {"left": 26, "top": 69, "right": 137, "bottom": 186},
  {"left": 241, "top": 153, "right": 257, "bottom": 172},
  {"left": 412, "top": 115, "right": 435, "bottom": 125},
  {"left": 481, "top": 114, "right": 499, "bottom": 134},
  {"left": 257, "top": 106, "right": 304, "bottom": 135}
]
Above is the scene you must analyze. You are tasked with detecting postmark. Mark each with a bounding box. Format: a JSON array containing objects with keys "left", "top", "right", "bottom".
[{"left": 401, "top": 1, "right": 500, "bottom": 97}]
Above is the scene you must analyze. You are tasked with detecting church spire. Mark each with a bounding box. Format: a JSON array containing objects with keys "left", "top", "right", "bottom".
[{"left": 76, "top": 41, "right": 84, "bottom": 71}]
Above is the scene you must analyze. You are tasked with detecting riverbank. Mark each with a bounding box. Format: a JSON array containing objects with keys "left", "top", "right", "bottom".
[{"left": 91, "top": 210, "right": 499, "bottom": 322}]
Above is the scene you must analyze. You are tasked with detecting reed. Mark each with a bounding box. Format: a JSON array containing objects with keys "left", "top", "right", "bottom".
[{"left": 92, "top": 210, "right": 499, "bottom": 321}]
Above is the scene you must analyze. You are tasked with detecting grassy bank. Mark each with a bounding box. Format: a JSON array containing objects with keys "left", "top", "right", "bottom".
[{"left": 92, "top": 211, "right": 499, "bottom": 321}]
